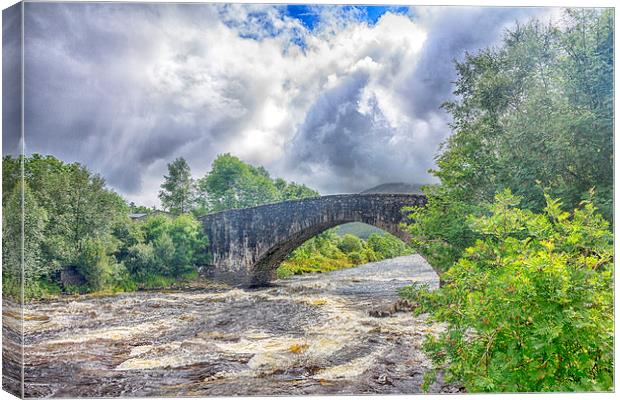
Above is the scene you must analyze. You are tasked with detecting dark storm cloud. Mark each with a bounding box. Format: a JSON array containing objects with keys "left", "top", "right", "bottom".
[
  {"left": 287, "top": 67, "right": 438, "bottom": 193},
  {"left": 2, "top": 2, "right": 22, "bottom": 157},
  {"left": 401, "top": 7, "right": 548, "bottom": 118},
  {"left": 22, "top": 3, "right": 235, "bottom": 196},
  {"left": 286, "top": 6, "right": 552, "bottom": 193}
]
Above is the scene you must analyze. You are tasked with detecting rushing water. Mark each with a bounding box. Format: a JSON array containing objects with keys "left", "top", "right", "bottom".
[{"left": 3, "top": 255, "right": 462, "bottom": 397}]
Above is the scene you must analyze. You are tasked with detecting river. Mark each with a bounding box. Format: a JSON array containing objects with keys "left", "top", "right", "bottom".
[{"left": 3, "top": 254, "right": 462, "bottom": 397}]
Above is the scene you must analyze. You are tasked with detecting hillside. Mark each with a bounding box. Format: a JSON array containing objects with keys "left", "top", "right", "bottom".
[{"left": 360, "top": 182, "right": 424, "bottom": 194}]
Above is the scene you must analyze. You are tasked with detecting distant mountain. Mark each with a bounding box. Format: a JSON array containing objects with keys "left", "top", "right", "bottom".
[
  {"left": 333, "top": 222, "right": 384, "bottom": 239},
  {"left": 360, "top": 182, "right": 424, "bottom": 195}
]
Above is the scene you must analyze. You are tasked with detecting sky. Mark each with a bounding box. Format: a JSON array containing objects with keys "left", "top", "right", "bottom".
[{"left": 3, "top": 3, "right": 560, "bottom": 207}]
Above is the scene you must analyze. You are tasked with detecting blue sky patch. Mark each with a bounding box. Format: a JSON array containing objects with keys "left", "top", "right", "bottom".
[
  {"left": 285, "top": 5, "right": 410, "bottom": 30},
  {"left": 285, "top": 5, "right": 321, "bottom": 30}
]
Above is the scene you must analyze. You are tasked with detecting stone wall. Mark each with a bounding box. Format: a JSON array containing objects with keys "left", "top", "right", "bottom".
[{"left": 200, "top": 194, "right": 427, "bottom": 287}]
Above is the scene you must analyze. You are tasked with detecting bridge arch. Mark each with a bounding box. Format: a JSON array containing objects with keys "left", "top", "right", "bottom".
[{"left": 200, "top": 194, "right": 427, "bottom": 287}]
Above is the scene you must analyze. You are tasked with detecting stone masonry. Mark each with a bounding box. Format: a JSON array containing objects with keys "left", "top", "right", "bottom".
[{"left": 200, "top": 194, "right": 427, "bottom": 287}]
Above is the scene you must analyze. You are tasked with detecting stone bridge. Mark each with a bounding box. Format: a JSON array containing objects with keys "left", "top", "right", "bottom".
[{"left": 200, "top": 194, "right": 427, "bottom": 287}]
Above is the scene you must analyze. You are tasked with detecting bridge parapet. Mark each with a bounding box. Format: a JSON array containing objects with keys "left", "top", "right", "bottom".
[{"left": 200, "top": 193, "right": 427, "bottom": 287}]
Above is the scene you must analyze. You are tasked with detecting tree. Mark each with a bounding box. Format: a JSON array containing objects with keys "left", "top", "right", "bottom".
[
  {"left": 2, "top": 154, "right": 212, "bottom": 296},
  {"left": 276, "top": 229, "right": 412, "bottom": 279},
  {"left": 75, "top": 235, "right": 121, "bottom": 291},
  {"left": 2, "top": 155, "right": 133, "bottom": 297},
  {"left": 196, "top": 154, "right": 317, "bottom": 213},
  {"left": 125, "top": 243, "right": 156, "bottom": 280},
  {"left": 2, "top": 155, "right": 130, "bottom": 295},
  {"left": 407, "top": 9, "right": 614, "bottom": 274},
  {"left": 274, "top": 178, "right": 319, "bottom": 201},
  {"left": 366, "top": 233, "right": 412, "bottom": 259},
  {"left": 167, "top": 214, "right": 209, "bottom": 276},
  {"left": 438, "top": 10, "right": 612, "bottom": 216},
  {"left": 196, "top": 154, "right": 279, "bottom": 212},
  {"left": 159, "top": 157, "right": 194, "bottom": 214},
  {"left": 400, "top": 11, "right": 614, "bottom": 391},
  {"left": 402, "top": 190, "right": 613, "bottom": 392},
  {"left": 337, "top": 234, "right": 364, "bottom": 254},
  {"left": 2, "top": 182, "right": 48, "bottom": 297},
  {"left": 123, "top": 213, "right": 209, "bottom": 280},
  {"left": 129, "top": 202, "right": 152, "bottom": 214}
]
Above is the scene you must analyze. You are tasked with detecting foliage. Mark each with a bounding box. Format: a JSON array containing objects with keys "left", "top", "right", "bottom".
[
  {"left": 120, "top": 213, "right": 209, "bottom": 286},
  {"left": 274, "top": 178, "right": 320, "bottom": 201},
  {"left": 400, "top": 12, "right": 613, "bottom": 392},
  {"left": 76, "top": 235, "right": 126, "bottom": 290},
  {"left": 276, "top": 229, "right": 412, "bottom": 278},
  {"left": 2, "top": 155, "right": 130, "bottom": 298},
  {"left": 166, "top": 214, "right": 210, "bottom": 276},
  {"left": 334, "top": 222, "right": 385, "bottom": 239},
  {"left": 124, "top": 243, "right": 157, "bottom": 281},
  {"left": 2, "top": 182, "right": 43, "bottom": 298},
  {"left": 404, "top": 184, "right": 483, "bottom": 275},
  {"left": 337, "top": 234, "right": 364, "bottom": 254},
  {"left": 401, "top": 190, "right": 613, "bottom": 392},
  {"left": 442, "top": 9, "right": 612, "bottom": 213},
  {"left": 159, "top": 157, "right": 195, "bottom": 214},
  {"left": 196, "top": 154, "right": 278, "bottom": 212},
  {"left": 2, "top": 154, "right": 210, "bottom": 299},
  {"left": 366, "top": 230, "right": 414, "bottom": 259},
  {"left": 111, "top": 215, "right": 144, "bottom": 261},
  {"left": 196, "top": 153, "right": 318, "bottom": 214},
  {"left": 129, "top": 202, "right": 154, "bottom": 214},
  {"left": 407, "top": 9, "right": 614, "bottom": 274},
  {"left": 277, "top": 230, "right": 351, "bottom": 278}
]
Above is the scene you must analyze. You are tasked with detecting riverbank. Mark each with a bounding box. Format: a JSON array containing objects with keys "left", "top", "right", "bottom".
[{"left": 3, "top": 254, "right": 462, "bottom": 397}]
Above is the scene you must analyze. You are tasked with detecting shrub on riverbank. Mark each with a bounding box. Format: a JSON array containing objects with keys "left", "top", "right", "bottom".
[
  {"left": 276, "top": 230, "right": 412, "bottom": 278},
  {"left": 399, "top": 11, "right": 613, "bottom": 391},
  {"left": 401, "top": 190, "right": 613, "bottom": 392},
  {"left": 121, "top": 214, "right": 209, "bottom": 288}
]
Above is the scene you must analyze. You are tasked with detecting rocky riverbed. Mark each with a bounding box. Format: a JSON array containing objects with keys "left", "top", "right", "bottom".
[{"left": 3, "top": 254, "right": 462, "bottom": 397}]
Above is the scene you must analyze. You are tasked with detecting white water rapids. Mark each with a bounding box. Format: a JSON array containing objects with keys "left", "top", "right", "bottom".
[{"left": 3, "top": 254, "right": 462, "bottom": 396}]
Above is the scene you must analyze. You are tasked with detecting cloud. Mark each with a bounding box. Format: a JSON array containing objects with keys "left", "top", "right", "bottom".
[
  {"left": 17, "top": 3, "right": 553, "bottom": 206},
  {"left": 2, "top": 2, "right": 22, "bottom": 157},
  {"left": 282, "top": 7, "right": 552, "bottom": 193}
]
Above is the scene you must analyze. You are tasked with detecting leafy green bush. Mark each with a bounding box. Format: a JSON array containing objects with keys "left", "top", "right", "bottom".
[
  {"left": 347, "top": 251, "right": 364, "bottom": 265},
  {"left": 402, "top": 190, "right": 613, "bottom": 392},
  {"left": 366, "top": 232, "right": 413, "bottom": 259},
  {"left": 167, "top": 214, "right": 209, "bottom": 276},
  {"left": 153, "top": 233, "right": 176, "bottom": 276},
  {"left": 337, "top": 234, "right": 364, "bottom": 254},
  {"left": 403, "top": 185, "right": 483, "bottom": 277},
  {"left": 125, "top": 243, "right": 157, "bottom": 280},
  {"left": 122, "top": 213, "right": 208, "bottom": 284},
  {"left": 75, "top": 236, "right": 121, "bottom": 291}
]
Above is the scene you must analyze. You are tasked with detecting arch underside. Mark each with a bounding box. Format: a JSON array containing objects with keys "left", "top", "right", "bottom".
[{"left": 250, "top": 218, "right": 410, "bottom": 286}]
